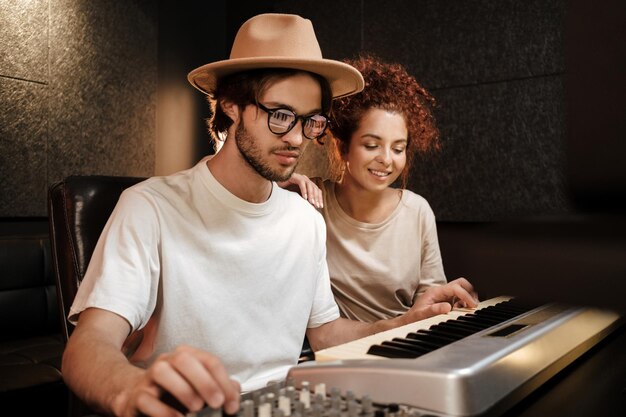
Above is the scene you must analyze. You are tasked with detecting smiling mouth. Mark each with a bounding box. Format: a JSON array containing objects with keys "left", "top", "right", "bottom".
[{"left": 369, "top": 169, "right": 391, "bottom": 177}]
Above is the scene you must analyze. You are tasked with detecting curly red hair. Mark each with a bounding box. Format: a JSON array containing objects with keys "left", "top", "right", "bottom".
[{"left": 329, "top": 53, "right": 440, "bottom": 187}]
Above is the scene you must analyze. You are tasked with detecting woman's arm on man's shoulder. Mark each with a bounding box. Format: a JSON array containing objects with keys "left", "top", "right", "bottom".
[{"left": 278, "top": 173, "right": 324, "bottom": 208}]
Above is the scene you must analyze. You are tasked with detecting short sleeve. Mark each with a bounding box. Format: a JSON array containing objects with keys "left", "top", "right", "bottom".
[{"left": 68, "top": 187, "right": 161, "bottom": 331}]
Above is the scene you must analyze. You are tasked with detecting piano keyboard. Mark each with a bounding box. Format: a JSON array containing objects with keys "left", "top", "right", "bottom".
[
  {"left": 314, "top": 296, "right": 515, "bottom": 362},
  {"left": 288, "top": 296, "right": 622, "bottom": 417}
]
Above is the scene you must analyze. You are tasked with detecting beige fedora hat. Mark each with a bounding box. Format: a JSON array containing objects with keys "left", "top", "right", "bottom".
[{"left": 188, "top": 13, "right": 364, "bottom": 99}]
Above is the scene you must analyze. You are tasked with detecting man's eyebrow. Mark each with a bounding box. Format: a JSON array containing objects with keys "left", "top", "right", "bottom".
[{"left": 262, "top": 101, "right": 323, "bottom": 116}]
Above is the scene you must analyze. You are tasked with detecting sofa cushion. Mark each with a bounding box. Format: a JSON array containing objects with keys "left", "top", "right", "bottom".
[
  {"left": 0, "top": 234, "right": 64, "bottom": 395},
  {"left": 0, "top": 236, "right": 60, "bottom": 341}
]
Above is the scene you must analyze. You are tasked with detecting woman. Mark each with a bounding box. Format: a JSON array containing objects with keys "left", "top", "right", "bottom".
[{"left": 312, "top": 53, "right": 477, "bottom": 322}]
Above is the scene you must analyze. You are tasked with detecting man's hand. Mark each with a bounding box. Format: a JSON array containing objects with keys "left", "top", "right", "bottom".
[
  {"left": 277, "top": 173, "right": 323, "bottom": 208},
  {"left": 114, "top": 345, "right": 240, "bottom": 417},
  {"left": 403, "top": 278, "right": 479, "bottom": 324}
]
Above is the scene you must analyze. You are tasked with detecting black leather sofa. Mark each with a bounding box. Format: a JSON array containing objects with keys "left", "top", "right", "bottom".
[{"left": 0, "top": 233, "right": 67, "bottom": 416}]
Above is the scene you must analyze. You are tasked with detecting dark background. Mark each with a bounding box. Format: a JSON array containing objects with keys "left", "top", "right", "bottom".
[{"left": 1, "top": 0, "right": 624, "bottom": 311}]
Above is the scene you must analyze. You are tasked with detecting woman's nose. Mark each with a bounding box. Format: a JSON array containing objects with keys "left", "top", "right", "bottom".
[{"left": 376, "top": 149, "right": 392, "bottom": 165}]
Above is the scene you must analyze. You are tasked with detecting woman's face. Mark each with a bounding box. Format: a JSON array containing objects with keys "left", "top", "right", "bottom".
[{"left": 343, "top": 108, "right": 408, "bottom": 192}]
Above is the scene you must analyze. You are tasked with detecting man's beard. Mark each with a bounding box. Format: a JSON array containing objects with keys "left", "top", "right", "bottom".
[{"left": 235, "top": 120, "right": 299, "bottom": 182}]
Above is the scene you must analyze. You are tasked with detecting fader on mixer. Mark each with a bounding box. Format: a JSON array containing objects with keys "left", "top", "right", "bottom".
[{"left": 188, "top": 378, "right": 429, "bottom": 417}]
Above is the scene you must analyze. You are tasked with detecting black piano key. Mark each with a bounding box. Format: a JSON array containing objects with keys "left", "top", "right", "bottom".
[
  {"left": 441, "top": 318, "right": 487, "bottom": 331},
  {"left": 406, "top": 331, "right": 452, "bottom": 347},
  {"left": 381, "top": 340, "right": 429, "bottom": 356},
  {"left": 500, "top": 299, "right": 537, "bottom": 311},
  {"left": 455, "top": 318, "right": 497, "bottom": 330},
  {"left": 486, "top": 305, "right": 522, "bottom": 316},
  {"left": 484, "top": 301, "right": 534, "bottom": 316},
  {"left": 425, "top": 326, "right": 472, "bottom": 340},
  {"left": 432, "top": 324, "right": 473, "bottom": 337},
  {"left": 391, "top": 337, "right": 439, "bottom": 351},
  {"left": 413, "top": 328, "right": 464, "bottom": 343},
  {"left": 493, "top": 303, "right": 530, "bottom": 314},
  {"left": 487, "top": 305, "right": 520, "bottom": 315},
  {"left": 429, "top": 322, "right": 477, "bottom": 337},
  {"left": 367, "top": 343, "right": 420, "bottom": 358},
  {"left": 458, "top": 313, "right": 503, "bottom": 325},
  {"left": 435, "top": 312, "right": 510, "bottom": 337},
  {"left": 475, "top": 307, "right": 518, "bottom": 320}
]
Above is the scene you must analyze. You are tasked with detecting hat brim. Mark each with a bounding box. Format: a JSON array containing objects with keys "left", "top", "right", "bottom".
[{"left": 188, "top": 57, "right": 364, "bottom": 99}]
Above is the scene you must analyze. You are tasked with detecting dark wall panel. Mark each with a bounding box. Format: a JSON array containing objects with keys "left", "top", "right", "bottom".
[
  {"left": 282, "top": 0, "right": 568, "bottom": 221},
  {"left": 271, "top": 0, "right": 362, "bottom": 61},
  {"left": 47, "top": 1, "right": 157, "bottom": 184},
  {"left": 0, "top": 0, "right": 48, "bottom": 83},
  {"left": 359, "top": 0, "right": 567, "bottom": 220},
  {"left": 1, "top": 0, "right": 571, "bottom": 221},
  {"left": 0, "top": 1, "right": 49, "bottom": 217},
  {"left": 0, "top": 79, "right": 48, "bottom": 216},
  {"left": 363, "top": 0, "right": 564, "bottom": 88},
  {"left": 411, "top": 76, "right": 570, "bottom": 221},
  {"left": 566, "top": 0, "right": 626, "bottom": 214},
  {"left": 0, "top": 0, "right": 157, "bottom": 217}
]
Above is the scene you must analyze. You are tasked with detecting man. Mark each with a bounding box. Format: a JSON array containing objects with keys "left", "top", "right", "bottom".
[{"left": 62, "top": 14, "right": 477, "bottom": 417}]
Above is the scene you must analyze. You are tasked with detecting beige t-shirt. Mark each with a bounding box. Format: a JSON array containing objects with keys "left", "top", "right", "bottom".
[{"left": 320, "top": 180, "right": 447, "bottom": 322}]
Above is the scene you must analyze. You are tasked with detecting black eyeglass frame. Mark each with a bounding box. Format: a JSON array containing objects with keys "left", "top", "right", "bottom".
[{"left": 256, "top": 102, "right": 329, "bottom": 140}]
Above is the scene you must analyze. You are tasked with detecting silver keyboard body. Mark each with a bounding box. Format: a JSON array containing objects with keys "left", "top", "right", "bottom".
[{"left": 288, "top": 298, "right": 621, "bottom": 417}]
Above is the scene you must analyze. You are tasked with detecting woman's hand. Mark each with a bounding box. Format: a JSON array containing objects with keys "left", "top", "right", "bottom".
[
  {"left": 403, "top": 278, "right": 479, "bottom": 323},
  {"left": 277, "top": 173, "right": 323, "bottom": 209}
]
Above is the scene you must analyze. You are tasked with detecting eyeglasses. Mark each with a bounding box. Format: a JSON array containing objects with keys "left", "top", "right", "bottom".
[{"left": 256, "top": 103, "right": 329, "bottom": 140}]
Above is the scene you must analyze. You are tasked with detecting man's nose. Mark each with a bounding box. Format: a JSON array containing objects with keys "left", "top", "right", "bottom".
[{"left": 281, "top": 120, "right": 304, "bottom": 147}]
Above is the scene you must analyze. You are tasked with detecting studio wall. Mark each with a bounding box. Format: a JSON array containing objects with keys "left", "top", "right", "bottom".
[
  {"left": 1, "top": 0, "right": 570, "bottom": 223},
  {"left": 0, "top": 0, "right": 225, "bottom": 219},
  {"left": 0, "top": 0, "right": 158, "bottom": 217},
  {"left": 264, "top": 0, "right": 570, "bottom": 221}
]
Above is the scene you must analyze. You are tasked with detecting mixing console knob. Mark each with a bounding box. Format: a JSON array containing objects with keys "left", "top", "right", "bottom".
[
  {"left": 345, "top": 390, "right": 355, "bottom": 402},
  {"left": 258, "top": 402, "right": 271, "bottom": 417},
  {"left": 313, "top": 393, "right": 325, "bottom": 408},
  {"left": 311, "top": 403, "right": 324, "bottom": 417},
  {"left": 278, "top": 395, "right": 291, "bottom": 416},
  {"left": 299, "top": 382, "right": 311, "bottom": 408},
  {"left": 347, "top": 400, "right": 359, "bottom": 417},
  {"left": 241, "top": 399, "right": 254, "bottom": 417},
  {"left": 361, "top": 395, "right": 374, "bottom": 413}
]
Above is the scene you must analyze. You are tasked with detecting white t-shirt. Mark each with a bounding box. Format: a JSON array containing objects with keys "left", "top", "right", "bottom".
[
  {"left": 69, "top": 157, "right": 339, "bottom": 391},
  {"left": 320, "top": 180, "right": 447, "bottom": 322}
]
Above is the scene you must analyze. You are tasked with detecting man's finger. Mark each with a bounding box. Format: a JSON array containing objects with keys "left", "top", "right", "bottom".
[{"left": 196, "top": 349, "right": 240, "bottom": 411}]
